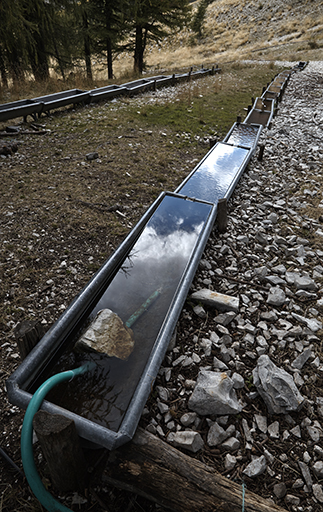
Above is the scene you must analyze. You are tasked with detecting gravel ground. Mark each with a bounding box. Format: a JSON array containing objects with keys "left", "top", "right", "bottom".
[
  {"left": 1, "top": 61, "right": 323, "bottom": 511},
  {"left": 139, "top": 61, "right": 323, "bottom": 511}
]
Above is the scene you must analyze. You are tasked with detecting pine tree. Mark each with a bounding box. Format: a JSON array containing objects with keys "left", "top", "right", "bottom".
[{"left": 126, "top": 0, "right": 191, "bottom": 75}]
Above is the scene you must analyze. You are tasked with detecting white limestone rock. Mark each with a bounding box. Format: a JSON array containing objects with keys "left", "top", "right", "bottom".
[
  {"left": 188, "top": 369, "right": 242, "bottom": 416},
  {"left": 190, "top": 289, "right": 239, "bottom": 313},
  {"left": 167, "top": 431, "right": 204, "bottom": 453},
  {"left": 253, "top": 355, "right": 304, "bottom": 414}
]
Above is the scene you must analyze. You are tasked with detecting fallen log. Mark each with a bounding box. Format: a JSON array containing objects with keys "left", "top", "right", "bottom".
[{"left": 103, "top": 427, "right": 288, "bottom": 512}]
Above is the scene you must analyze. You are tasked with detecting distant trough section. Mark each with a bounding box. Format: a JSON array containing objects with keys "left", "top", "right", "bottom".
[{"left": 0, "top": 66, "right": 220, "bottom": 124}]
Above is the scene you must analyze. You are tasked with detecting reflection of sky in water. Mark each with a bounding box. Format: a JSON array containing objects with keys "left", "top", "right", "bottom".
[
  {"left": 226, "top": 125, "right": 259, "bottom": 148},
  {"left": 130, "top": 222, "right": 204, "bottom": 264},
  {"left": 48, "top": 195, "right": 212, "bottom": 431},
  {"left": 93, "top": 195, "right": 210, "bottom": 322},
  {"left": 178, "top": 143, "right": 249, "bottom": 204}
]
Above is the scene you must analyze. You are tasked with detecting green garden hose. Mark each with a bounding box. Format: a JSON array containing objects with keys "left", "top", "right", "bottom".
[{"left": 21, "top": 362, "right": 94, "bottom": 512}]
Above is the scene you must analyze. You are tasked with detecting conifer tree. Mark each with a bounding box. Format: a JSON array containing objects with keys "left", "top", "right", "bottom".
[{"left": 126, "top": 0, "right": 191, "bottom": 75}]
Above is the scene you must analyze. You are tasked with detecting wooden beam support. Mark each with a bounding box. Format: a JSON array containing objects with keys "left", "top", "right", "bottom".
[
  {"left": 14, "top": 319, "right": 45, "bottom": 360},
  {"left": 103, "top": 428, "right": 288, "bottom": 512},
  {"left": 216, "top": 198, "right": 228, "bottom": 233},
  {"left": 33, "top": 410, "right": 87, "bottom": 493}
]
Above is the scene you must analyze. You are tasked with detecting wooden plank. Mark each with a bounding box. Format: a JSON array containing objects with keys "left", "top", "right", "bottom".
[{"left": 103, "top": 428, "right": 288, "bottom": 512}]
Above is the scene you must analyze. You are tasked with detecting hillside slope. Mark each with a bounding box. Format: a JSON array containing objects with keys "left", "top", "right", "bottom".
[{"left": 129, "top": 0, "right": 323, "bottom": 75}]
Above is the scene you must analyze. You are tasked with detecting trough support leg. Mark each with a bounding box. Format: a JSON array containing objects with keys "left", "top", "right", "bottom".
[
  {"left": 14, "top": 320, "right": 45, "bottom": 360},
  {"left": 216, "top": 198, "right": 228, "bottom": 233},
  {"left": 33, "top": 410, "right": 87, "bottom": 493}
]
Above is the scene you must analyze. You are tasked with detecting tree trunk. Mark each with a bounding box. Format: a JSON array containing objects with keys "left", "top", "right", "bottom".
[
  {"left": 134, "top": 25, "right": 144, "bottom": 75},
  {"left": 105, "top": 4, "right": 113, "bottom": 79},
  {"left": 29, "top": 36, "right": 50, "bottom": 82},
  {"left": 82, "top": 11, "right": 92, "bottom": 81},
  {"left": 103, "top": 427, "right": 288, "bottom": 512},
  {"left": 9, "top": 47, "right": 25, "bottom": 84},
  {"left": 0, "top": 48, "right": 8, "bottom": 88}
]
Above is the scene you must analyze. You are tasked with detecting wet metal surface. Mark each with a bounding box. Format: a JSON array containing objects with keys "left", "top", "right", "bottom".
[
  {"left": 90, "top": 85, "right": 124, "bottom": 102},
  {"left": 244, "top": 109, "right": 273, "bottom": 128},
  {"left": 177, "top": 143, "right": 250, "bottom": 203},
  {"left": 43, "top": 194, "right": 214, "bottom": 433},
  {"left": 223, "top": 123, "right": 261, "bottom": 149}
]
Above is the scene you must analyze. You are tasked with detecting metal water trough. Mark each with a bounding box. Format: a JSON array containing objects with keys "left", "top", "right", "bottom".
[
  {"left": 175, "top": 141, "right": 256, "bottom": 204},
  {"left": 222, "top": 122, "right": 262, "bottom": 149},
  {"left": 0, "top": 99, "right": 43, "bottom": 123},
  {"left": 89, "top": 85, "right": 125, "bottom": 103},
  {"left": 6, "top": 191, "right": 216, "bottom": 449},
  {"left": 34, "top": 89, "right": 90, "bottom": 115},
  {"left": 243, "top": 98, "right": 275, "bottom": 128},
  {"left": 122, "top": 79, "right": 155, "bottom": 96},
  {"left": 7, "top": 62, "right": 306, "bottom": 451}
]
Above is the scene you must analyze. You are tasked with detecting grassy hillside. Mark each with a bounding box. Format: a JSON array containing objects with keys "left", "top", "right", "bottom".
[{"left": 119, "top": 0, "right": 323, "bottom": 77}]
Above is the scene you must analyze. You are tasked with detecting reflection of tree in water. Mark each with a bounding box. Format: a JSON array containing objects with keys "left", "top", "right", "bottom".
[
  {"left": 46, "top": 196, "right": 213, "bottom": 432},
  {"left": 48, "top": 350, "right": 126, "bottom": 432},
  {"left": 119, "top": 249, "right": 138, "bottom": 278}
]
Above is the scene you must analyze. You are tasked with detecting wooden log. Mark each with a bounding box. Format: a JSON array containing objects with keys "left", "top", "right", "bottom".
[
  {"left": 14, "top": 319, "right": 45, "bottom": 360},
  {"left": 33, "top": 410, "right": 87, "bottom": 493},
  {"left": 103, "top": 428, "right": 288, "bottom": 512},
  {"left": 216, "top": 198, "right": 228, "bottom": 233}
]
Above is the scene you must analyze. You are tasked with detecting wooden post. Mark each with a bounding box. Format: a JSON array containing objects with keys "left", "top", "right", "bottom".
[
  {"left": 216, "top": 198, "right": 228, "bottom": 233},
  {"left": 33, "top": 410, "right": 87, "bottom": 493},
  {"left": 102, "top": 427, "right": 288, "bottom": 512},
  {"left": 258, "top": 144, "right": 265, "bottom": 161},
  {"left": 14, "top": 320, "right": 45, "bottom": 360},
  {"left": 209, "top": 138, "right": 217, "bottom": 149}
]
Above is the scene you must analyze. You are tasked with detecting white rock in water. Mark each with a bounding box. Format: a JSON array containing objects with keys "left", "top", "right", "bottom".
[
  {"left": 190, "top": 289, "right": 239, "bottom": 313},
  {"left": 78, "top": 308, "right": 134, "bottom": 359},
  {"left": 253, "top": 355, "right": 304, "bottom": 414},
  {"left": 188, "top": 369, "right": 242, "bottom": 416}
]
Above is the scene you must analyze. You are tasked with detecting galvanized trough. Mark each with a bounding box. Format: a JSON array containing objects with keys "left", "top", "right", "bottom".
[
  {"left": 6, "top": 192, "right": 216, "bottom": 449},
  {"left": 34, "top": 89, "right": 90, "bottom": 115},
  {"left": 0, "top": 99, "right": 43, "bottom": 123},
  {"left": 89, "top": 85, "right": 125, "bottom": 103},
  {"left": 6, "top": 62, "right": 306, "bottom": 451}
]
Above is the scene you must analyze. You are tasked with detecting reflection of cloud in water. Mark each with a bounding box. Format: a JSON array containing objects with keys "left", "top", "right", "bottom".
[
  {"left": 130, "top": 222, "right": 204, "bottom": 264},
  {"left": 179, "top": 145, "right": 248, "bottom": 202}
]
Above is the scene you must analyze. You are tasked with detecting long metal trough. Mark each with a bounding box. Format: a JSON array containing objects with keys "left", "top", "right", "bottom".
[
  {"left": 0, "top": 99, "right": 43, "bottom": 123},
  {"left": 0, "top": 67, "right": 219, "bottom": 123},
  {"left": 6, "top": 61, "right": 306, "bottom": 450}
]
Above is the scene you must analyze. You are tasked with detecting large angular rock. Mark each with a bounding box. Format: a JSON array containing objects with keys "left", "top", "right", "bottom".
[
  {"left": 188, "top": 369, "right": 242, "bottom": 416},
  {"left": 291, "top": 312, "right": 322, "bottom": 332},
  {"left": 190, "top": 289, "right": 239, "bottom": 313},
  {"left": 253, "top": 355, "right": 304, "bottom": 414},
  {"left": 78, "top": 308, "right": 134, "bottom": 359}
]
